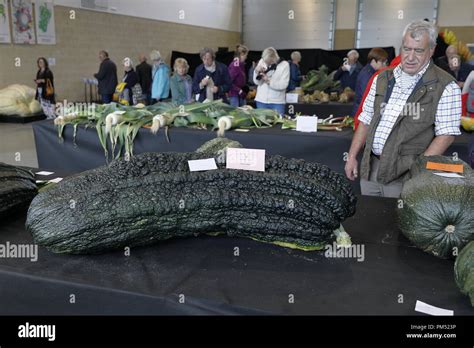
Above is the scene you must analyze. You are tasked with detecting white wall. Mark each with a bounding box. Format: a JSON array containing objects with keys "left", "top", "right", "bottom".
[
  {"left": 53, "top": 0, "right": 242, "bottom": 32},
  {"left": 334, "top": 0, "right": 474, "bottom": 29},
  {"left": 437, "top": 0, "right": 474, "bottom": 26},
  {"left": 242, "top": 0, "right": 335, "bottom": 50}
]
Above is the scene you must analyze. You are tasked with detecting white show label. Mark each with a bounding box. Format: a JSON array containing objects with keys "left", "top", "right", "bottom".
[
  {"left": 226, "top": 148, "right": 265, "bottom": 172},
  {"left": 188, "top": 158, "right": 217, "bottom": 172},
  {"left": 36, "top": 171, "right": 54, "bottom": 176},
  {"left": 49, "top": 178, "right": 63, "bottom": 183},
  {"left": 296, "top": 116, "right": 318, "bottom": 133},
  {"left": 415, "top": 300, "right": 454, "bottom": 316},
  {"left": 286, "top": 93, "right": 299, "bottom": 103},
  {"left": 433, "top": 172, "right": 464, "bottom": 178}
]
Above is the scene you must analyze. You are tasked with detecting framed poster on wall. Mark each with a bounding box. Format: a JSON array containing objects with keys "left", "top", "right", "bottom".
[
  {"left": 35, "top": 1, "right": 56, "bottom": 44},
  {"left": 10, "top": 0, "right": 36, "bottom": 44},
  {"left": 0, "top": 0, "right": 11, "bottom": 43}
]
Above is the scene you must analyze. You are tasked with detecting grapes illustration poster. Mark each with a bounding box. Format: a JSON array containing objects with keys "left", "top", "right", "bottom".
[{"left": 35, "top": 1, "right": 56, "bottom": 44}]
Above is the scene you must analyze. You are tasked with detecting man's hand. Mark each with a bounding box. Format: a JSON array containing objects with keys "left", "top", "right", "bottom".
[
  {"left": 345, "top": 157, "right": 359, "bottom": 181},
  {"left": 211, "top": 86, "right": 218, "bottom": 94}
]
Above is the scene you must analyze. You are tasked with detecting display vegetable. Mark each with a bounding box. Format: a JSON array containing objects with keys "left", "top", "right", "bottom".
[
  {"left": 26, "top": 138, "right": 357, "bottom": 254},
  {"left": 0, "top": 163, "right": 37, "bottom": 219},
  {"left": 454, "top": 241, "right": 474, "bottom": 306},
  {"left": 0, "top": 84, "right": 42, "bottom": 116},
  {"left": 398, "top": 156, "right": 474, "bottom": 259}
]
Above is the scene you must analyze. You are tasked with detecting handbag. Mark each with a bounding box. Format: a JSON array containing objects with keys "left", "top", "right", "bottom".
[{"left": 45, "top": 79, "right": 54, "bottom": 97}]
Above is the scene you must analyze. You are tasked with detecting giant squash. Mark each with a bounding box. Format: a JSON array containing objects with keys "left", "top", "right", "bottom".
[
  {"left": 0, "top": 163, "right": 37, "bottom": 219},
  {"left": 454, "top": 241, "right": 474, "bottom": 306},
  {"left": 26, "top": 138, "right": 356, "bottom": 254},
  {"left": 398, "top": 156, "right": 474, "bottom": 259}
]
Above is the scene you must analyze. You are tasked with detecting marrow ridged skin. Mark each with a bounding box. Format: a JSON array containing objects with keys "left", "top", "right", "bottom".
[{"left": 26, "top": 140, "right": 356, "bottom": 254}]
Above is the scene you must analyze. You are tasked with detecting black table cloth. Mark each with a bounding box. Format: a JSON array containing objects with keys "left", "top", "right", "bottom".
[{"left": 1, "top": 186, "right": 472, "bottom": 315}]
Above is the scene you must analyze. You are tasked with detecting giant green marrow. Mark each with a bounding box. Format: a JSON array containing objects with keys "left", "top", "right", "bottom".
[
  {"left": 26, "top": 138, "right": 356, "bottom": 254},
  {"left": 398, "top": 155, "right": 474, "bottom": 259},
  {"left": 0, "top": 163, "right": 37, "bottom": 219},
  {"left": 454, "top": 241, "right": 474, "bottom": 306}
]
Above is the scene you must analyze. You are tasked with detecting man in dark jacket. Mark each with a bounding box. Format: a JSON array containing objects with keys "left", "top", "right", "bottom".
[
  {"left": 334, "top": 50, "right": 363, "bottom": 91},
  {"left": 193, "top": 47, "right": 231, "bottom": 103},
  {"left": 94, "top": 50, "right": 117, "bottom": 104},
  {"left": 136, "top": 53, "right": 152, "bottom": 105}
]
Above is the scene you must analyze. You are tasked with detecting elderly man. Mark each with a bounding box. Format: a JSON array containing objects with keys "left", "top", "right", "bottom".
[
  {"left": 287, "top": 51, "right": 302, "bottom": 92},
  {"left": 94, "top": 50, "right": 117, "bottom": 104},
  {"left": 344, "top": 20, "right": 462, "bottom": 198},
  {"left": 334, "top": 49, "right": 363, "bottom": 90}
]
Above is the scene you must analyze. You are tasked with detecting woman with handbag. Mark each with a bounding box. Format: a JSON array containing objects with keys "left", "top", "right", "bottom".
[
  {"left": 34, "top": 57, "right": 56, "bottom": 119},
  {"left": 121, "top": 57, "right": 141, "bottom": 105}
]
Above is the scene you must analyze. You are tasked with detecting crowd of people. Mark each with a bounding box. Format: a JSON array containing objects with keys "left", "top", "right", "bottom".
[
  {"left": 33, "top": 25, "right": 473, "bottom": 124},
  {"left": 33, "top": 45, "right": 308, "bottom": 117}
]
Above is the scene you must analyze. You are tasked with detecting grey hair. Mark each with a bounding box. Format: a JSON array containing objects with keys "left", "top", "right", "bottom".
[
  {"left": 291, "top": 51, "right": 301, "bottom": 61},
  {"left": 262, "top": 47, "right": 280, "bottom": 64},
  {"left": 123, "top": 57, "right": 133, "bottom": 68},
  {"left": 200, "top": 47, "right": 216, "bottom": 59},
  {"left": 150, "top": 50, "right": 162, "bottom": 62},
  {"left": 402, "top": 20, "right": 437, "bottom": 48},
  {"left": 347, "top": 50, "right": 359, "bottom": 59}
]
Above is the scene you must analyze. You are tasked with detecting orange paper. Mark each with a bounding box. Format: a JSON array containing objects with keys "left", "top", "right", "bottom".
[{"left": 426, "top": 162, "right": 464, "bottom": 173}]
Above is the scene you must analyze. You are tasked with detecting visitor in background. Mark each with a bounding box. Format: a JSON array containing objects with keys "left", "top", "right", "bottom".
[
  {"left": 34, "top": 57, "right": 56, "bottom": 119},
  {"left": 333, "top": 49, "right": 363, "bottom": 91},
  {"left": 435, "top": 45, "right": 458, "bottom": 72},
  {"left": 287, "top": 51, "right": 302, "bottom": 92},
  {"left": 228, "top": 44, "right": 249, "bottom": 107},
  {"left": 150, "top": 50, "right": 170, "bottom": 104},
  {"left": 193, "top": 47, "right": 232, "bottom": 103},
  {"left": 248, "top": 61, "right": 257, "bottom": 87},
  {"left": 170, "top": 58, "right": 193, "bottom": 105},
  {"left": 462, "top": 70, "right": 474, "bottom": 118},
  {"left": 352, "top": 48, "right": 388, "bottom": 116},
  {"left": 136, "top": 53, "right": 152, "bottom": 105},
  {"left": 94, "top": 50, "right": 117, "bottom": 104},
  {"left": 253, "top": 47, "right": 290, "bottom": 115},
  {"left": 121, "top": 58, "right": 140, "bottom": 105},
  {"left": 447, "top": 54, "right": 474, "bottom": 89}
]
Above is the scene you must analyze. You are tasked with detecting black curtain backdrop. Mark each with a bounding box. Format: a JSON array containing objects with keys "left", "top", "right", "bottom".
[{"left": 171, "top": 46, "right": 396, "bottom": 78}]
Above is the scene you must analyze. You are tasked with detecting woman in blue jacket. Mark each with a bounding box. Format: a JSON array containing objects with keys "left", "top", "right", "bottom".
[
  {"left": 192, "top": 47, "right": 231, "bottom": 103},
  {"left": 150, "top": 50, "right": 170, "bottom": 104}
]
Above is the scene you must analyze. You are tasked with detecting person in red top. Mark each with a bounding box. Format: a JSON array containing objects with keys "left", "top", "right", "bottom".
[{"left": 353, "top": 55, "right": 401, "bottom": 130}]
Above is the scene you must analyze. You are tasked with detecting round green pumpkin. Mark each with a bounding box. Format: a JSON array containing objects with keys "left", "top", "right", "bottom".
[
  {"left": 398, "top": 156, "right": 474, "bottom": 259},
  {"left": 454, "top": 241, "right": 474, "bottom": 306}
]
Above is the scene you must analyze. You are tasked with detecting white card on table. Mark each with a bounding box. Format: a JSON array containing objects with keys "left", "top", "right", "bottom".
[
  {"left": 36, "top": 171, "right": 54, "bottom": 176},
  {"left": 226, "top": 148, "right": 265, "bottom": 172},
  {"left": 286, "top": 93, "right": 299, "bottom": 103},
  {"left": 296, "top": 116, "right": 318, "bottom": 133},
  {"left": 188, "top": 158, "right": 217, "bottom": 172},
  {"left": 415, "top": 300, "right": 454, "bottom": 316}
]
